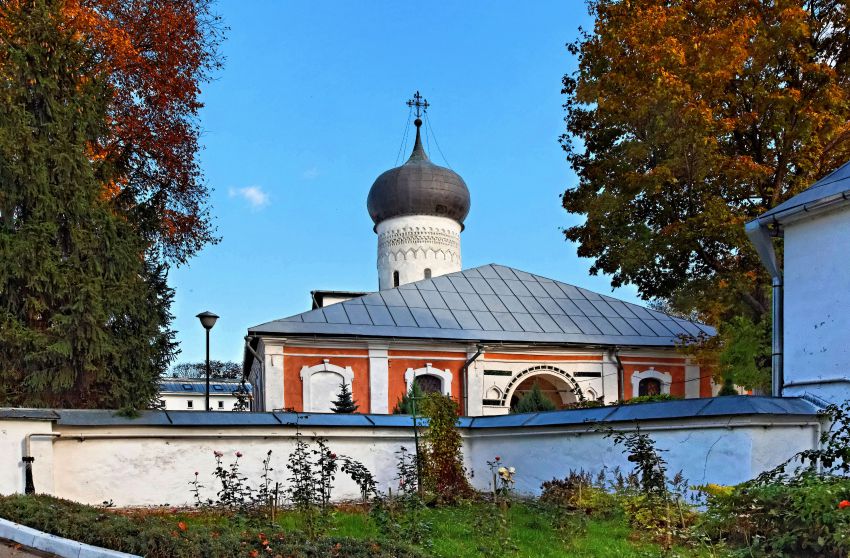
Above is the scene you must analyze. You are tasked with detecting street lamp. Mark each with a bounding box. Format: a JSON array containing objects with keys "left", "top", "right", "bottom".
[{"left": 196, "top": 311, "right": 219, "bottom": 411}]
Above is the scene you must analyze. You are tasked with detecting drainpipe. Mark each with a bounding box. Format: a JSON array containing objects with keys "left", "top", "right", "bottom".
[
  {"left": 244, "top": 335, "right": 265, "bottom": 411},
  {"left": 745, "top": 220, "right": 784, "bottom": 397},
  {"left": 612, "top": 348, "right": 625, "bottom": 402},
  {"left": 771, "top": 275, "right": 783, "bottom": 398},
  {"left": 462, "top": 344, "right": 484, "bottom": 415},
  {"left": 23, "top": 433, "right": 60, "bottom": 494}
]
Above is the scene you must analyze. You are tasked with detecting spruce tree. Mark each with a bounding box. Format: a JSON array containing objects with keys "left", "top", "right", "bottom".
[
  {"left": 512, "top": 382, "right": 557, "bottom": 413},
  {"left": 393, "top": 381, "right": 425, "bottom": 415},
  {"left": 331, "top": 382, "right": 358, "bottom": 414},
  {"left": 0, "top": 0, "right": 176, "bottom": 409}
]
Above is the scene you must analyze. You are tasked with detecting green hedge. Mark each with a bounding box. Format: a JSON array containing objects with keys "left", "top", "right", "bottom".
[{"left": 0, "top": 495, "right": 425, "bottom": 558}]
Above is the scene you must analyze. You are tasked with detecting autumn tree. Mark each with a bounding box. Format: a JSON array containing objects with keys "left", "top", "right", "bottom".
[
  {"left": 0, "top": 0, "right": 176, "bottom": 408},
  {"left": 0, "top": 0, "right": 223, "bottom": 407},
  {"left": 64, "top": 0, "right": 225, "bottom": 264},
  {"left": 562, "top": 0, "right": 850, "bottom": 387}
]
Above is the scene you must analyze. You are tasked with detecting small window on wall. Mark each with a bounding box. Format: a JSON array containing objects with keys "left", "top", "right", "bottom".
[
  {"left": 393, "top": 270, "right": 400, "bottom": 287},
  {"left": 414, "top": 374, "right": 442, "bottom": 394},
  {"left": 638, "top": 378, "right": 662, "bottom": 397},
  {"left": 424, "top": 268, "right": 432, "bottom": 279},
  {"left": 187, "top": 400, "right": 193, "bottom": 409},
  {"left": 218, "top": 401, "right": 224, "bottom": 409}
]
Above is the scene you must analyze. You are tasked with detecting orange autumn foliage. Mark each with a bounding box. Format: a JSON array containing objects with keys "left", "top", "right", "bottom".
[
  {"left": 562, "top": 0, "right": 850, "bottom": 326},
  {"left": 2, "top": 0, "right": 224, "bottom": 263}
]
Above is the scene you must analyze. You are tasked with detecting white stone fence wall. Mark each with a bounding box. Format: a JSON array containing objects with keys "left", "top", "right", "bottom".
[{"left": 0, "top": 397, "right": 823, "bottom": 507}]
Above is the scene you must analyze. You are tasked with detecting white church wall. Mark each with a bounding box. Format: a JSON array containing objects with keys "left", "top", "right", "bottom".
[
  {"left": 0, "top": 412, "right": 820, "bottom": 506},
  {"left": 376, "top": 215, "right": 461, "bottom": 290},
  {"left": 783, "top": 206, "right": 850, "bottom": 403}
]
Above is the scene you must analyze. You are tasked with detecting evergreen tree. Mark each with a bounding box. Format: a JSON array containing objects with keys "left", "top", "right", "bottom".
[
  {"left": 392, "top": 381, "right": 425, "bottom": 415},
  {"left": 511, "top": 382, "right": 557, "bottom": 414},
  {"left": 0, "top": 0, "right": 176, "bottom": 409},
  {"left": 331, "top": 382, "right": 358, "bottom": 414}
]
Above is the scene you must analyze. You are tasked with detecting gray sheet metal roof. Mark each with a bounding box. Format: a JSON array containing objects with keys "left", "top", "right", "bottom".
[
  {"left": 249, "top": 264, "right": 715, "bottom": 346},
  {"left": 0, "top": 396, "right": 820, "bottom": 427},
  {"left": 755, "top": 160, "right": 850, "bottom": 223},
  {"left": 158, "top": 380, "right": 252, "bottom": 395}
]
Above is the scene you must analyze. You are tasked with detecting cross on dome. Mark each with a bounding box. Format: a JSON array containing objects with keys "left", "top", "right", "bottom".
[{"left": 406, "top": 90, "right": 429, "bottom": 121}]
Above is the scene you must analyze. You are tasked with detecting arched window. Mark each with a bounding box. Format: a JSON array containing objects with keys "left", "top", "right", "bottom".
[
  {"left": 638, "top": 378, "right": 662, "bottom": 397},
  {"left": 404, "top": 364, "right": 452, "bottom": 396},
  {"left": 414, "top": 374, "right": 441, "bottom": 394},
  {"left": 424, "top": 268, "right": 432, "bottom": 279},
  {"left": 393, "top": 270, "right": 400, "bottom": 287},
  {"left": 631, "top": 368, "right": 672, "bottom": 398}
]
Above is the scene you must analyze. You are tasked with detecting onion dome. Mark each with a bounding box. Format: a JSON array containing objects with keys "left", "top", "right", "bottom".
[{"left": 367, "top": 118, "right": 471, "bottom": 228}]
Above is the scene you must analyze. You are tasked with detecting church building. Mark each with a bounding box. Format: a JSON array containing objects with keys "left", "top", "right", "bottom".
[{"left": 244, "top": 96, "right": 717, "bottom": 415}]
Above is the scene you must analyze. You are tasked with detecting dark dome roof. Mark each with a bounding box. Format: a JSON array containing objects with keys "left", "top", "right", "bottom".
[{"left": 367, "top": 122, "right": 470, "bottom": 227}]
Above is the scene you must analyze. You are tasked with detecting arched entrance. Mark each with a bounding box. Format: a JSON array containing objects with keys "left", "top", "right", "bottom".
[{"left": 503, "top": 366, "right": 582, "bottom": 410}]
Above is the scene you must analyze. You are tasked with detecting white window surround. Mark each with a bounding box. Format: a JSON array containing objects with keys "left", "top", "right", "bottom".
[
  {"left": 300, "top": 359, "right": 355, "bottom": 412},
  {"left": 631, "top": 368, "right": 672, "bottom": 396},
  {"left": 404, "top": 363, "right": 452, "bottom": 396}
]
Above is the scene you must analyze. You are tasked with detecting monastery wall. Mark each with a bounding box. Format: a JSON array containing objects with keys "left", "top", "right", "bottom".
[{"left": 0, "top": 401, "right": 820, "bottom": 507}]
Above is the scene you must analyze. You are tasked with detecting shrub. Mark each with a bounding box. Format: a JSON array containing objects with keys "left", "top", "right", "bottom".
[
  {"left": 622, "top": 393, "right": 680, "bottom": 405},
  {"left": 540, "top": 470, "right": 617, "bottom": 518},
  {"left": 0, "top": 495, "right": 426, "bottom": 558},
  {"left": 420, "top": 392, "right": 473, "bottom": 503},
  {"left": 701, "top": 473, "right": 850, "bottom": 557}
]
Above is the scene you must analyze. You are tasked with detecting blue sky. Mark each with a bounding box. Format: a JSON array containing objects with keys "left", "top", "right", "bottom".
[{"left": 169, "top": 1, "right": 642, "bottom": 366}]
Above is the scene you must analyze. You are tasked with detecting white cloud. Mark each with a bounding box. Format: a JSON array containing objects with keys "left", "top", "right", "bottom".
[
  {"left": 301, "top": 166, "right": 320, "bottom": 180},
  {"left": 228, "top": 186, "right": 269, "bottom": 210}
]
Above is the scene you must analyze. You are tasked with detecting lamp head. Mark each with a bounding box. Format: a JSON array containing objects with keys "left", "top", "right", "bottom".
[{"left": 196, "top": 311, "right": 219, "bottom": 330}]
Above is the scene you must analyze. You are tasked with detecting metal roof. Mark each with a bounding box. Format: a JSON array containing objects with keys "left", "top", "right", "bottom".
[
  {"left": 754, "top": 159, "right": 850, "bottom": 224},
  {"left": 249, "top": 264, "right": 715, "bottom": 346},
  {"left": 158, "top": 380, "right": 252, "bottom": 395},
  {"left": 0, "top": 396, "right": 820, "bottom": 427}
]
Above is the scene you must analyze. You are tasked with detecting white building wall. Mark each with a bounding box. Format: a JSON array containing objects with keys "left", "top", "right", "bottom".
[
  {"left": 376, "top": 215, "right": 461, "bottom": 290},
  {"left": 783, "top": 207, "right": 850, "bottom": 403},
  {"left": 159, "top": 393, "right": 243, "bottom": 411}
]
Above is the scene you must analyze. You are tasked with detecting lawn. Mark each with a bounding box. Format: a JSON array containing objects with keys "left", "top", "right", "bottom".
[
  {"left": 275, "top": 503, "right": 715, "bottom": 558},
  {"left": 0, "top": 494, "right": 724, "bottom": 558}
]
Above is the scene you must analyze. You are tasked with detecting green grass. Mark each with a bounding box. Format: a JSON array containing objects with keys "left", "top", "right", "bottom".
[{"left": 272, "top": 502, "right": 720, "bottom": 558}]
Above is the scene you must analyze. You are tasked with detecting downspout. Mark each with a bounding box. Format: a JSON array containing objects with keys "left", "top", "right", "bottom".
[
  {"left": 244, "top": 335, "right": 265, "bottom": 411},
  {"left": 23, "top": 433, "right": 60, "bottom": 494},
  {"left": 612, "top": 348, "right": 625, "bottom": 402},
  {"left": 745, "top": 220, "right": 783, "bottom": 397},
  {"left": 462, "top": 344, "right": 484, "bottom": 415}
]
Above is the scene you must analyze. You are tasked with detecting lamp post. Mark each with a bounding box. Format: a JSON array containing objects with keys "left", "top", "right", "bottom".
[{"left": 196, "top": 311, "right": 219, "bottom": 411}]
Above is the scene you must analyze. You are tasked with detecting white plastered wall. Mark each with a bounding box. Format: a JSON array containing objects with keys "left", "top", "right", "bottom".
[
  {"left": 0, "top": 414, "right": 821, "bottom": 506},
  {"left": 0, "top": 418, "right": 56, "bottom": 497},
  {"left": 376, "top": 215, "right": 461, "bottom": 290},
  {"left": 783, "top": 206, "right": 850, "bottom": 403}
]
